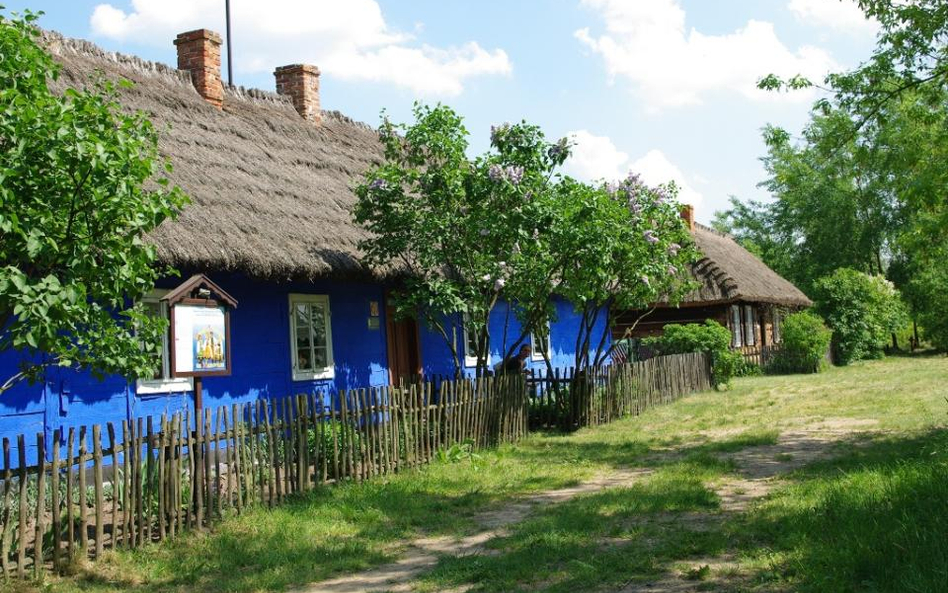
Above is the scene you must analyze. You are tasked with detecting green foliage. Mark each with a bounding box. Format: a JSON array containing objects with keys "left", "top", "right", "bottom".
[
  {"left": 646, "top": 320, "right": 730, "bottom": 355},
  {"left": 768, "top": 311, "right": 832, "bottom": 374},
  {"left": 435, "top": 439, "right": 483, "bottom": 470},
  {"left": 644, "top": 320, "right": 739, "bottom": 388},
  {"left": 749, "top": 1, "right": 948, "bottom": 355},
  {"left": 354, "top": 103, "right": 696, "bottom": 376},
  {"left": 307, "top": 420, "right": 361, "bottom": 477},
  {"left": 0, "top": 9, "right": 188, "bottom": 392},
  {"left": 814, "top": 269, "right": 907, "bottom": 365}
]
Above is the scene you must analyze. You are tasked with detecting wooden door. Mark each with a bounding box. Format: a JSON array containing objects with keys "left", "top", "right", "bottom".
[{"left": 385, "top": 303, "right": 422, "bottom": 387}]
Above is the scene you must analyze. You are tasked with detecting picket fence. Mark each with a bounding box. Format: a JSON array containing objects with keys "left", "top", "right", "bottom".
[{"left": 0, "top": 352, "right": 709, "bottom": 579}]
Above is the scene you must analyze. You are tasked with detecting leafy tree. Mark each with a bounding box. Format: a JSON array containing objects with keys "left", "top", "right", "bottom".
[
  {"left": 354, "top": 104, "right": 696, "bottom": 377},
  {"left": 813, "top": 269, "right": 908, "bottom": 365},
  {"left": 0, "top": 10, "right": 188, "bottom": 392},
  {"left": 354, "top": 104, "right": 573, "bottom": 375}
]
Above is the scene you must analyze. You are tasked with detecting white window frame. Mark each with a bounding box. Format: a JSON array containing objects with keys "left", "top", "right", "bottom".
[
  {"left": 730, "top": 304, "right": 743, "bottom": 348},
  {"left": 743, "top": 305, "right": 757, "bottom": 347},
  {"left": 288, "top": 294, "right": 335, "bottom": 382},
  {"left": 136, "top": 289, "right": 193, "bottom": 395},
  {"left": 462, "top": 314, "right": 490, "bottom": 368},
  {"left": 530, "top": 321, "right": 551, "bottom": 362},
  {"left": 773, "top": 309, "right": 783, "bottom": 344}
]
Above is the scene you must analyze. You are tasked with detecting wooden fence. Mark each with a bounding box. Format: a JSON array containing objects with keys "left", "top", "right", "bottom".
[
  {"left": 0, "top": 352, "right": 709, "bottom": 579},
  {"left": 528, "top": 352, "right": 711, "bottom": 430}
]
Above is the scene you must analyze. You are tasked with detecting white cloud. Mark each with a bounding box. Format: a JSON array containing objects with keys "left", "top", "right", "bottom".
[
  {"left": 788, "top": 0, "right": 880, "bottom": 36},
  {"left": 90, "top": 0, "right": 511, "bottom": 96},
  {"left": 575, "top": 0, "right": 838, "bottom": 110},
  {"left": 564, "top": 130, "right": 703, "bottom": 209},
  {"left": 563, "top": 130, "right": 629, "bottom": 181}
]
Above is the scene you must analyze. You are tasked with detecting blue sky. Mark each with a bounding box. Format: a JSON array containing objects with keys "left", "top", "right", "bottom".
[{"left": 7, "top": 0, "right": 879, "bottom": 222}]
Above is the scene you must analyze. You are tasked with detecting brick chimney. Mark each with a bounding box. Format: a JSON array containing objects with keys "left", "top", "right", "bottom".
[
  {"left": 274, "top": 64, "right": 321, "bottom": 124},
  {"left": 680, "top": 204, "right": 696, "bottom": 232},
  {"left": 174, "top": 29, "right": 224, "bottom": 109}
]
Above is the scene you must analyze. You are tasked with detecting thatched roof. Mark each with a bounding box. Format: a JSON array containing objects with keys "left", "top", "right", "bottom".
[
  {"left": 679, "top": 223, "right": 811, "bottom": 307},
  {"left": 43, "top": 30, "right": 384, "bottom": 281}
]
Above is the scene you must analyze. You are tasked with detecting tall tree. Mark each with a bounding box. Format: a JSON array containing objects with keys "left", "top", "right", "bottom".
[
  {"left": 354, "top": 104, "right": 696, "bottom": 376},
  {"left": 0, "top": 10, "right": 188, "bottom": 392}
]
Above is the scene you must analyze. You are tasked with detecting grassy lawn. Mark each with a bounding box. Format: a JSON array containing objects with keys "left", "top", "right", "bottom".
[{"left": 11, "top": 354, "right": 947, "bottom": 593}]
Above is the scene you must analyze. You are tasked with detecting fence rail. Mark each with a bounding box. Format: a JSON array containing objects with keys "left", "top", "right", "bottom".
[{"left": 0, "top": 352, "right": 709, "bottom": 579}]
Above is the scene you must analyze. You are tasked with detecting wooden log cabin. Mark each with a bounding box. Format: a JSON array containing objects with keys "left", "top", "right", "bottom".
[{"left": 613, "top": 207, "right": 812, "bottom": 357}]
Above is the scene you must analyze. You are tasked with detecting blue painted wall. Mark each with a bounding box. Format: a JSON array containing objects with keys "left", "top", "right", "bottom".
[
  {"left": 0, "top": 273, "right": 610, "bottom": 465},
  {"left": 0, "top": 272, "right": 392, "bottom": 465},
  {"left": 419, "top": 296, "right": 611, "bottom": 377}
]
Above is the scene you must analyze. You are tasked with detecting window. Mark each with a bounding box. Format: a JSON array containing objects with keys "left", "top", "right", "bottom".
[
  {"left": 530, "top": 322, "right": 551, "bottom": 362},
  {"left": 289, "top": 294, "right": 334, "bottom": 381},
  {"left": 743, "top": 305, "right": 757, "bottom": 347},
  {"left": 729, "top": 305, "right": 743, "bottom": 348},
  {"left": 773, "top": 309, "right": 783, "bottom": 343},
  {"left": 462, "top": 314, "right": 490, "bottom": 368},
  {"left": 136, "top": 289, "right": 193, "bottom": 395}
]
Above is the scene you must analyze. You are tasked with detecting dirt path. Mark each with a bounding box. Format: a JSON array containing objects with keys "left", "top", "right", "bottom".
[
  {"left": 294, "top": 420, "right": 877, "bottom": 593},
  {"left": 292, "top": 469, "right": 654, "bottom": 593},
  {"left": 617, "top": 420, "right": 878, "bottom": 592}
]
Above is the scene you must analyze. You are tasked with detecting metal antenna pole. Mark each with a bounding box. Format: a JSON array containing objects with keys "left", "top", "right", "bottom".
[{"left": 225, "top": 0, "right": 233, "bottom": 86}]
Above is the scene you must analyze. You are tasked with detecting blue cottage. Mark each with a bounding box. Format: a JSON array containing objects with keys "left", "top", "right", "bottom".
[{"left": 0, "top": 28, "right": 609, "bottom": 459}]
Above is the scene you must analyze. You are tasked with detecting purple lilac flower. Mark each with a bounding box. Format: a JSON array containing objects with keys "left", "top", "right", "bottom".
[
  {"left": 643, "top": 230, "right": 659, "bottom": 245},
  {"left": 667, "top": 265, "right": 678, "bottom": 276},
  {"left": 505, "top": 165, "right": 524, "bottom": 185},
  {"left": 490, "top": 122, "right": 510, "bottom": 146},
  {"left": 493, "top": 277, "right": 506, "bottom": 291},
  {"left": 488, "top": 164, "right": 505, "bottom": 182},
  {"left": 368, "top": 178, "right": 388, "bottom": 191},
  {"left": 605, "top": 182, "right": 619, "bottom": 197},
  {"left": 640, "top": 275, "right": 650, "bottom": 286},
  {"left": 668, "top": 242, "right": 681, "bottom": 256},
  {"left": 481, "top": 274, "right": 492, "bottom": 282}
]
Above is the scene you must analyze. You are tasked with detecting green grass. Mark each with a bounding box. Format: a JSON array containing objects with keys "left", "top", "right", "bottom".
[
  {"left": 732, "top": 429, "right": 948, "bottom": 592},
  {"left": 15, "top": 354, "right": 948, "bottom": 593}
]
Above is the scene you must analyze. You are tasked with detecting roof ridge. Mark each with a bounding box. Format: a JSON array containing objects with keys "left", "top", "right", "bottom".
[{"left": 41, "top": 28, "right": 377, "bottom": 132}]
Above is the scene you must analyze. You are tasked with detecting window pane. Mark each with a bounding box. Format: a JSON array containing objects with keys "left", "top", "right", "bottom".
[
  {"left": 296, "top": 333, "right": 311, "bottom": 349},
  {"left": 731, "top": 305, "right": 742, "bottom": 347},
  {"left": 296, "top": 347, "right": 313, "bottom": 371},
  {"left": 312, "top": 347, "right": 328, "bottom": 369},
  {"left": 295, "top": 303, "right": 311, "bottom": 328}
]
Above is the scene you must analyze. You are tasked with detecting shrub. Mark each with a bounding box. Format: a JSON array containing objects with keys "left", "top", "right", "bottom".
[
  {"left": 308, "top": 420, "right": 361, "bottom": 477},
  {"left": 645, "top": 320, "right": 738, "bottom": 388},
  {"left": 768, "top": 311, "right": 832, "bottom": 374},
  {"left": 813, "top": 268, "right": 908, "bottom": 365}
]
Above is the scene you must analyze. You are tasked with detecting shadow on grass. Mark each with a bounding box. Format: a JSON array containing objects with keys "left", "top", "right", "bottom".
[
  {"left": 416, "top": 462, "right": 730, "bottom": 593},
  {"left": 732, "top": 428, "right": 948, "bottom": 593},
  {"left": 55, "top": 464, "right": 587, "bottom": 593}
]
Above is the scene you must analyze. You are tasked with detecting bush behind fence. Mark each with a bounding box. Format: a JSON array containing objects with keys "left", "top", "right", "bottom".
[{"left": 0, "top": 352, "right": 709, "bottom": 579}]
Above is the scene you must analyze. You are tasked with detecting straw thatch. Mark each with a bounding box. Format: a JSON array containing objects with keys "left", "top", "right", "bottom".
[
  {"left": 678, "top": 223, "right": 811, "bottom": 307},
  {"left": 43, "top": 30, "right": 385, "bottom": 281}
]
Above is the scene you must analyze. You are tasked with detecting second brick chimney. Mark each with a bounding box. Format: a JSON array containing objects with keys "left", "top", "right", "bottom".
[
  {"left": 274, "top": 64, "right": 321, "bottom": 125},
  {"left": 680, "top": 204, "right": 696, "bottom": 232},
  {"left": 174, "top": 29, "right": 224, "bottom": 109}
]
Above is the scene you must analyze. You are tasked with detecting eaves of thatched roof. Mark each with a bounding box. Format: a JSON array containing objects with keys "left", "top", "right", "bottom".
[
  {"left": 677, "top": 224, "right": 811, "bottom": 308},
  {"left": 43, "top": 30, "right": 385, "bottom": 282}
]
